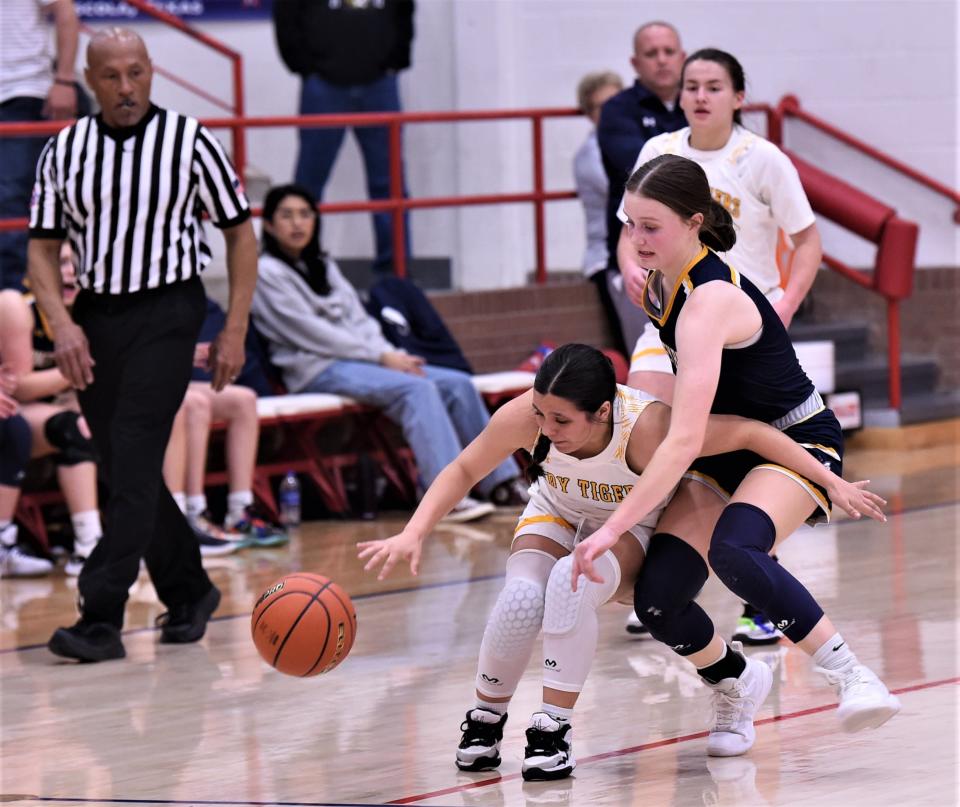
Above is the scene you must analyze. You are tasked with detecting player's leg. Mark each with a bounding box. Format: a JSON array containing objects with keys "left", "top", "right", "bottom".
[
  {"left": 457, "top": 508, "right": 571, "bottom": 772},
  {"left": 712, "top": 468, "right": 900, "bottom": 732},
  {"left": 522, "top": 529, "right": 644, "bottom": 781},
  {"left": 634, "top": 480, "right": 775, "bottom": 756}
]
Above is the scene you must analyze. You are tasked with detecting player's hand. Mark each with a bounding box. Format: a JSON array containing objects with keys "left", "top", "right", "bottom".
[
  {"left": 622, "top": 261, "right": 649, "bottom": 307},
  {"left": 826, "top": 478, "right": 887, "bottom": 522},
  {"left": 381, "top": 350, "right": 426, "bottom": 376},
  {"left": 53, "top": 319, "right": 95, "bottom": 390},
  {"left": 0, "top": 392, "right": 18, "bottom": 419},
  {"left": 570, "top": 525, "right": 619, "bottom": 590},
  {"left": 771, "top": 297, "right": 796, "bottom": 329},
  {"left": 357, "top": 531, "right": 423, "bottom": 580},
  {"left": 0, "top": 365, "right": 17, "bottom": 396},
  {"left": 208, "top": 328, "right": 245, "bottom": 392}
]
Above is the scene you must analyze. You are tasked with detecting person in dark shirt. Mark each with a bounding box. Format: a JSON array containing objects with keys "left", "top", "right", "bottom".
[
  {"left": 272, "top": 0, "right": 415, "bottom": 275},
  {"left": 596, "top": 21, "right": 687, "bottom": 352}
]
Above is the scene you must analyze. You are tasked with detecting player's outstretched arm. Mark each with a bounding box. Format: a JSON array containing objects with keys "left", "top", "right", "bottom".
[{"left": 357, "top": 391, "right": 539, "bottom": 580}]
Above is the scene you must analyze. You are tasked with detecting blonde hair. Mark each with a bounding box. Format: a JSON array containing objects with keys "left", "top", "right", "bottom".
[{"left": 576, "top": 71, "right": 623, "bottom": 115}]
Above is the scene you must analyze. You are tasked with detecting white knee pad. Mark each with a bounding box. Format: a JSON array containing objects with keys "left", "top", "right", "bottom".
[
  {"left": 541, "top": 551, "right": 621, "bottom": 694},
  {"left": 475, "top": 549, "right": 557, "bottom": 699}
]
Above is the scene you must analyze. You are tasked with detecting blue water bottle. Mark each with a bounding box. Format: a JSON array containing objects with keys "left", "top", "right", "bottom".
[{"left": 278, "top": 471, "right": 301, "bottom": 527}]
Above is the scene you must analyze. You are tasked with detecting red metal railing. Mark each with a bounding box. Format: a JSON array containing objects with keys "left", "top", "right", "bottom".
[{"left": 0, "top": 96, "right": 949, "bottom": 408}]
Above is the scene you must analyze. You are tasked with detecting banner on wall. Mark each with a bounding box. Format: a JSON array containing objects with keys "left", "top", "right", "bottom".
[{"left": 76, "top": 0, "right": 273, "bottom": 21}]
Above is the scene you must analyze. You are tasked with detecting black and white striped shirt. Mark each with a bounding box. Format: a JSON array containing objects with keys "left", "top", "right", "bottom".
[{"left": 29, "top": 105, "right": 250, "bottom": 295}]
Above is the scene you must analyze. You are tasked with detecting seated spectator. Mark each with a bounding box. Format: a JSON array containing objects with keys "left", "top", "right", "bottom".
[
  {"left": 0, "top": 247, "right": 102, "bottom": 575},
  {"left": 251, "top": 184, "right": 529, "bottom": 522},
  {"left": 0, "top": 397, "right": 53, "bottom": 577},
  {"left": 164, "top": 366, "right": 287, "bottom": 553}
]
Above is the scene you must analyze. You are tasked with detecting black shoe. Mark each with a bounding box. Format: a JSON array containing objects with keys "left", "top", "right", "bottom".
[
  {"left": 455, "top": 708, "right": 508, "bottom": 771},
  {"left": 156, "top": 585, "right": 221, "bottom": 644},
  {"left": 48, "top": 620, "right": 126, "bottom": 662},
  {"left": 521, "top": 713, "right": 576, "bottom": 781}
]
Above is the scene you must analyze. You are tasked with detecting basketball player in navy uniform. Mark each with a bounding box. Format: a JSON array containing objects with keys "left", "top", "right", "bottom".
[{"left": 574, "top": 155, "right": 900, "bottom": 752}]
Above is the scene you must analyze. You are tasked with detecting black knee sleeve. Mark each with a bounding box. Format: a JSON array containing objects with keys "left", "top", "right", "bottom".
[
  {"left": 0, "top": 414, "right": 32, "bottom": 486},
  {"left": 708, "top": 502, "right": 824, "bottom": 642},
  {"left": 634, "top": 533, "right": 714, "bottom": 655},
  {"left": 44, "top": 411, "right": 98, "bottom": 466}
]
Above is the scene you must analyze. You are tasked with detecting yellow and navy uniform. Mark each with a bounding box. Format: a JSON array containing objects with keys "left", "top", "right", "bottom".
[
  {"left": 25, "top": 292, "right": 56, "bottom": 370},
  {"left": 642, "top": 246, "right": 842, "bottom": 523},
  {"left": 514, "top": 385, "right": 672, "bottom": 551}
]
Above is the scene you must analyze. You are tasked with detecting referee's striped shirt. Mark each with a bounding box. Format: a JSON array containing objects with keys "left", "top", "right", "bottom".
[{"left": 29, "top": 104, "right": 250, "bottom": 295}]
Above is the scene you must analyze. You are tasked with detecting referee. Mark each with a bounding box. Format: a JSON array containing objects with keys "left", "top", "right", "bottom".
[{"left": 28, "top": 29, "right": 258, "bottom": 662}]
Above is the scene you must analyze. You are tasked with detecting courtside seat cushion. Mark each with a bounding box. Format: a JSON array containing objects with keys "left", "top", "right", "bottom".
[
  {"left": 256, "top": 393, "right": 356, "bottom": 418},
  {"left": 471, "top": 371, "right": 536, "bottom": 395}
]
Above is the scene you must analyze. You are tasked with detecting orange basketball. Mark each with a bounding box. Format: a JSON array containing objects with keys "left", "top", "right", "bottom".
[{"left": 251, "top": 573, "right": 357, "bottom": 677}]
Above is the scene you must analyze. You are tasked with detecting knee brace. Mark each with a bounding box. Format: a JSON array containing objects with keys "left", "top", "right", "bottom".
[
  {"left": 44, "top": 411, "right": 97, "bottom": 466},
  {"left": 0, "top": 414, "right": 32, "bottom": 486},
  {"left": 475, "top": 549, "right": 556, "bottom": 699},
  {"left": 634, "top": 533, "right": 714, "bottom": 655},
  {"left": 541, "top": 550, "right": 620, "bottom": 693},
  {"left": 708, "top": 502, "right": 823, "bottom": 642}
]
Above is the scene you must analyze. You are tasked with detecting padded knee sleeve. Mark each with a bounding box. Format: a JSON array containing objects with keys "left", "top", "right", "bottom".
[
  {"left": 475, "top": 549, "right": 556, "bottom": 699},
  {"left": 634, "top": 533, "right": 714, "bottom": 656},
  {"left": 541, "top": 550, "right": 620, "bottom": 693},
  {"left": 44, "top": 411, "right": 97, "bottom": 466},
  {"left": 708, "top": 502, "right": 824, "bottom": 642},
  {"left": 0, "top": 414, "right": 32, "bottom": 486}
]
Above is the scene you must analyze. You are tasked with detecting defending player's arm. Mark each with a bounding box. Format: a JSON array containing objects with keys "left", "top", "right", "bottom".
[
  {"left": 357, "top": 391, "right": 539, "bottom": 580},
  {"left": 698, "top": 414, "right": 885, "bottom": 521},
  {"left": 773, "top": 223, "right": 822, "bottom": 328}
]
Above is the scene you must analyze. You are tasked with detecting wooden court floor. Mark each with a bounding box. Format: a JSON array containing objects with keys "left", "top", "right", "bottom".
[{"left": 1, "top": 441, "right": 957, "bottom": 807}]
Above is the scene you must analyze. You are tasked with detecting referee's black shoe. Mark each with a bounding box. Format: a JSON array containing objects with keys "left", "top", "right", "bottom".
[
  {"left": 157, "top": 584, "right": 222, "bottom": 644},
  {"left": 48, "top": 619, "right": 126, "bottom": 662}
]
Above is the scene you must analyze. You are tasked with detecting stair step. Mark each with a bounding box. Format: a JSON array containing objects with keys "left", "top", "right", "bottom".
[
  {"left": 789, "top": 321, "right": 869, "bottom": 363},
  {"left": 836, "top": 355, "right": 940, "bottom": 404},
  {"left": 864, "top": 390, "right": 960, "bottom": 427}
]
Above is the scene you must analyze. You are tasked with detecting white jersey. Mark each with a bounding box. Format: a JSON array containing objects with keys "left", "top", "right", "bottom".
[
  {"left": 515, "top": 386, "right": 669, "bottom": 551},
  {"left": 618, "top": 124, "right": 815, "bottom": 295}
]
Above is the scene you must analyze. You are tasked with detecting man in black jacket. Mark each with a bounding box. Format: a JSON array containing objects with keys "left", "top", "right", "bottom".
[
  {"left": 594, "top": 21, "right": 686, "bottom": 356},
  {"left": 273, "top": 0, "right": 415, "bottom": 276}
]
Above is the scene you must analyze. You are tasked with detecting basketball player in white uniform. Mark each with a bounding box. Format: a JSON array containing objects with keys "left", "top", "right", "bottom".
[
  {"left": 619, "top": 48, "right": 823, "bottom": 643},
  {"left": 358, "top": 344, "right": 883, "bottom": 780}
]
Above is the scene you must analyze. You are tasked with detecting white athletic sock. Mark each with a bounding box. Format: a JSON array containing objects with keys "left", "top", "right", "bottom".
[
  {"left": 0, "top": 521, "right": 14, "bottom": 547},
  {"left": 70, "top": 509, "right": 102, "bottom": 553},
  {"left": 186, "top": 494, "right": 207, "bottom": 520},
  {"left": 813, "top": 632, "right": 858, "bottom": 673},
  {"left": 172, "top": 492, "right": 187, "bottom": 513},
  {"left": 541, "top": 702, "right": 573, "bottom": 722},
  {"left": 227, "top": 490, "right": 254, "bottom": 525},
  {"left": 476, "top": 697, "right": 508, "bottom": 716}
]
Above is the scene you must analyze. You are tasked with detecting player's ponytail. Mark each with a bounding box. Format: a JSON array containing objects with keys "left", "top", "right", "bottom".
[
  {"left": 526, "top": 343, "right": 617, "bottom": 481},
  {"left": 701, "top": 199, "right": 736, "bottom": 252},
  {"left": 625, "top": 154, "right": 738, "bottom": 252}
]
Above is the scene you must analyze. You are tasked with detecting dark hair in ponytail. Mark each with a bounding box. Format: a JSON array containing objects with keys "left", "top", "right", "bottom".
[
  {"left": 683, "top": 48, "right": 746, "bottom": 125},
  {"left": 261, "top": 183, "right": 331, "bottom": 296},
  {"left": 526, "top": 343, "right": 617, "bottom": 482},
  {"left": 624, "top": 154, "right": 736, "bottom": 252}
]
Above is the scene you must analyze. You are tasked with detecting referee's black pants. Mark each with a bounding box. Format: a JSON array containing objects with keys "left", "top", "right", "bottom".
[{"left": 74, "top": 277, "right": 212, "bottom": 629}]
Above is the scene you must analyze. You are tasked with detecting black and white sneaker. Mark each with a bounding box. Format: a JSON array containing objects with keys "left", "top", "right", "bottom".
[
  {"left": 455, "top": 708, "right": 507, "bottom": 771},
  {"left": 521, "top": 712, "right": 575, "bottom": 781}
]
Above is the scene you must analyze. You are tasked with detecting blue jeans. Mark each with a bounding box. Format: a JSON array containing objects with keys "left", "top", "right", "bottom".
[
  {"left": 296, "top": 73, "right": 411, "bottom": 274},
  {"left": 0, "top": 97, "right": 47, "bottom": 291},
  {"left": 304, "top": 361, "right": 519, "bottom": 495}
]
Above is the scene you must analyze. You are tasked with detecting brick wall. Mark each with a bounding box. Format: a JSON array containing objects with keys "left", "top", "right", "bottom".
[
  {"left": 806, "top": 267, "right": 959, "bottom": 391},
  {"left": 430, "top": 280, "right": 615, "bottom": 373}
]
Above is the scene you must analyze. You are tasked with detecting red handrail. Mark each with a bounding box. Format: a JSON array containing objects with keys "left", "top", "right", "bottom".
[{"left": 777, "top": 95, "right": 960, "bottom": 224}]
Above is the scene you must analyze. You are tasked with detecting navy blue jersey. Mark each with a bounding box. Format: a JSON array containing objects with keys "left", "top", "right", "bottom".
[{"left": 641, "top": 246, "right": 817, "bottom": 424}]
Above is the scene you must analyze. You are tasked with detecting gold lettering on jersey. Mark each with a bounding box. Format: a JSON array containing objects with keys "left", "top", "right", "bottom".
[
  {"left": 577, "top": 479, "right": 592, "bottom": 498},
  {"left": 567, "top": 480, "right": 635, "bottom": 502},
  {"left": 556, "top": 476, "right": 570, "bottom": 493},
  {"left": 711, "top": 188, "right": 741, "bottom": 219},
  {"left": 544, "top": 472, "right": 571, "bottom": 493}
]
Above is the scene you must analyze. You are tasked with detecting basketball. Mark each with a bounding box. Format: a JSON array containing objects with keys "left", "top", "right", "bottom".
[{"left": 251, "top": 573, "right": 357, "bottom": 677}]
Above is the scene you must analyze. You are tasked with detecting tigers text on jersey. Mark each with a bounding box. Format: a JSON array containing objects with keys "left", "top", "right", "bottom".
[
  {"left": 641, "top": 247, "right": 817, "bottom": 424},
  {"left": 516, "top": 385, "right": 670, "bottom": 548},
  {"left": 29, "top": 105, "right": 250, "bottom": 295},
  {"left": 619, "top": 124, "right": 815, "bottom": 295}
]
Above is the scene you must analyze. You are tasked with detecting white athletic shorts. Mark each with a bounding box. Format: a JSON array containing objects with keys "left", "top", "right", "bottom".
[
  {"left": 512, "top": 486, "right": 654, "bottom": 553},
  {"left": 628, "top": 321, "right": 673, "bottom": 375}
]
